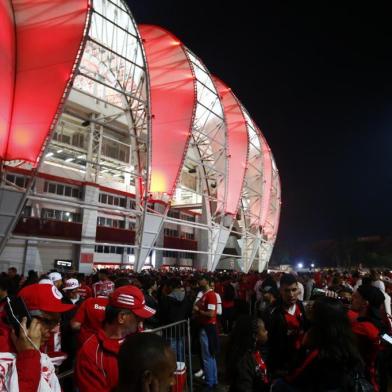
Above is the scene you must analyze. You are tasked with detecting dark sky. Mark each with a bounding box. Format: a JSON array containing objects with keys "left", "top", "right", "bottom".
[{"left": 129, "top": 1, "right": 392, "bottom": 252}]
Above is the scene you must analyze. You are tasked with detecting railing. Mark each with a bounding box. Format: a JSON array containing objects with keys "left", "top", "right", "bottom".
[
  {"left": 13, "top": 217, "right": 82, "bottom": 240},
  {"left": 147, "top": 319, "right": 193, "bottom": 392}
]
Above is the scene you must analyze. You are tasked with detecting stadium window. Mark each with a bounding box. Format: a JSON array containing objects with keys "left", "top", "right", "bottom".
[
  {"left": 41, "top": 208, "right": 80, "bottom": 223},
  {"left": 168, "top": 210, "right": 180, "bottom": 219},
  {"left": 97, "top": 216, "right": 126, "bottom": 229},
  {"left": 99, "top": 192, "right": 126, "bottom": 208},
  {"left": 6, "top": 174, "right": 28, "bottom": 188},
  {"left": 48, "top": 183, "right": 56, "bottom": 193},
  {"left": 126, "top": 247, "right": 135, "bottom": 255},
  {"left": 44, "top": 181, "right": 81, "bottom": 199}
]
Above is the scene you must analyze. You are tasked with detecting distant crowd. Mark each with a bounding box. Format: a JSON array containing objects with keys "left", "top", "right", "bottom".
[{"left": 0, "top": 266, "right": 391, "bottom": 391}]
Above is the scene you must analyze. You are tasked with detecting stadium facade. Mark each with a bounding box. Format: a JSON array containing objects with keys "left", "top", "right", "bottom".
[{"left": 0, "top": 0, "right": 281, "bottom": 274}]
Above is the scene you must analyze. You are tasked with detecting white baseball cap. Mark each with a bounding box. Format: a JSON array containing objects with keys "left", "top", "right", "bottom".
[
  {"left": 49, "top": 272, "right": 62, "bottom": 283},
  {"left": 63, "top": 278, "right": 80, "bottom": 291},
  {"left": 39, "top": 278, "right": 53, "bottom": 285}
]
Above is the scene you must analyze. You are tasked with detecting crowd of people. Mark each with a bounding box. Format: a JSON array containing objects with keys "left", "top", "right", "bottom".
[{"left": 0, "top": 265, "right": 391, "bottom": 392}]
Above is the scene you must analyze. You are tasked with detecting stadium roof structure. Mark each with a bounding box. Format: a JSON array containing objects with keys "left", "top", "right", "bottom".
[{"left": 0, "top": 0, "right": 281, "bottom": 272}]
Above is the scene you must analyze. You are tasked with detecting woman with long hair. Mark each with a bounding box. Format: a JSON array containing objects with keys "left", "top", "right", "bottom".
[
  {"left": 225, "top": 315, "right": 270, "bottom": 392},
  {"left": 272, "top": 296, "right": 364, "bottom": 391}
]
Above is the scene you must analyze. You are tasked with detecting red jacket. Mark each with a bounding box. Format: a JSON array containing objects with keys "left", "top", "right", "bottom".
[
  {"left": 0, "top": 319, "right": 41, "bottom": 392},
  {"left": 352, "top": 320, "right": 381, "bottom": 392},
  {"left": 72, "top": 297, "right": 108, "bottom": 346},
  {"left": 75, "top": 329, "right": 121, "bottom": 392}
]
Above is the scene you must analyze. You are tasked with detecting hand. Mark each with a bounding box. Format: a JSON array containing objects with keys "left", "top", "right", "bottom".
[
  {"left": 193, "top": 305, "right": 199, "bottom": 312},
  {"left": 325, "top": 290, "right": 338, "bottom": 298},
  {"left": 11, "top": 317, "right": 42, "bottom": 352}
]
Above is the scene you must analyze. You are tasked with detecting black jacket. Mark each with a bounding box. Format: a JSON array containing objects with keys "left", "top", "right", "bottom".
[
  {"left": 159, "top": 289, "right": 192, "bottom": 326},
  {"left": 263, "top": 300, "right": 308, "bottom": 374}
]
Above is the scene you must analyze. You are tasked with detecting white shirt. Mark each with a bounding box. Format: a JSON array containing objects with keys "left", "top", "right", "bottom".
[
  {"left": 297, "top": 282, "right": 304, "bottom": 302},
  {"left": 372, "top": 280, "right": 386, "bottom": 293}
]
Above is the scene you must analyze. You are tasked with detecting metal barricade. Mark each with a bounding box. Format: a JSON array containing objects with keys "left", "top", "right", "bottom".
[{"left": 146, "top": 319, "right": 193, "bottom": 392}]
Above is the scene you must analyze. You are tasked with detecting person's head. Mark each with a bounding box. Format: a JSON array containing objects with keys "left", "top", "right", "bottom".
[
  {"left": 17, "top": 284, "right": 74, "bottom": 344},
  {"left": 0, "top": 277, "right": 10, "bottom": 300},
  {"left": 279, "top": 273, "right": 298, "bottom": 306},
  {"left": 198, "top": 275, "right": 212, "bottom": 292},
  {"left": 114, "top": 277, "right": 131, "bottom": 289},
  {"left": 226, "top": 316, "right": 268, "bottom": 382},
  {"left": 167, "top": 278, "right": 182, "bottom": 291},
  {"left": 98, "top": 269, "right": 109, "bottom": 281},
  {"left": 307, "top": 296, "right": 362, "bottom": 366},
  {"left": 8, "top": 267, "right": 17, "bottom": 278},
  {"left": 352, "top": 285, "right": 385, "bottom": 317},
  {"left": 261, "top": 285, "right": 279, "bottom": 304},
  {"left": 48, "top": 272, "right": 63, "bottom": 289},
  {"left": 118, "top": 333, "right": 176, "bottom": 392},
  {"left": 141, "top": 276, "right": 157, "bottom": 293},
  {"left": 331, "top": 275, "right": 342, "bottom": 286},
  {"left": 105, "top": 285, "right": 155, "bottom": 336},
  {"left": 63, "top": 278, "right": 80, "bottom": 299},
  {"left": 77, "top": 273, "right": 86, "bottom": 284},
  {"left": 370, "top": 269, "right": 381, "bottom": 282}
]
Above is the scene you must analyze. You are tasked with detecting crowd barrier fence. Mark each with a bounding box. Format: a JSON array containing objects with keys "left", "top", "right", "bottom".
[{"left": 147, "top": 319, "right": 193, "bottom": 392}]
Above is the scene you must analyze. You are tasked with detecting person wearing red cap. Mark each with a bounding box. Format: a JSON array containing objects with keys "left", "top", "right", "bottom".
[
  {"left": 0, "top": 283, "right": 74, "bottom": 392},
  {"left": 71, "top": 278, "right": 131, "bottom": 347},
  {"left": 75, "top": 285, "right": 155, "bottom": 392}
]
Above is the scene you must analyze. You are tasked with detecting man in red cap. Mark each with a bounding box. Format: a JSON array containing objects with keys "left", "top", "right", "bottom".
[
  {"left": 75, "top": 285, "right": 155, "bottom": 392},
  {"left": 0, "top": 283, "right": 74, "bottom": 391}
]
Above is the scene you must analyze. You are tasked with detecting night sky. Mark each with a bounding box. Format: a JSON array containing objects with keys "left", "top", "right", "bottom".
[{"left": 129, "top": 1, "right": 392, "bottom": 253}]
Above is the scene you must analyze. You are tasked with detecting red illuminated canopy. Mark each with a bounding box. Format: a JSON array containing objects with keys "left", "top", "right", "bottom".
[
  {"left": 139, "top": 25, "right": 196, "bottom": 196},
  {"left": 213, "top": 77, "right": 249, "bottom": 216},
  {"left": 0, "top": 0, "right": 89, "bottom": 163}
]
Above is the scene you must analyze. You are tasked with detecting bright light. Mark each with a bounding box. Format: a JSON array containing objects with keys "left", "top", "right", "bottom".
[
  {"left": 45, "top": 152, "right": 54, "bottom": 157},
  {"left": 311, "top": 263, "right": 315, "bottom": 268},
  {"left": 65, "top": 157, "right": 74, "bottom": 162},
  {"left": 57, "top": 149, "right": 63, "bottom": 153},
  {"left": 297, "top": 263, "right": 303, "bottom": 269},
  {"left": 77, "top": 154, "right": 85, "bottom": 159}
]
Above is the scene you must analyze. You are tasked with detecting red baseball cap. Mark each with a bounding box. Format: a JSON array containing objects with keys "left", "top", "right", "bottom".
[
  {"left": 18, "top": 284, "right": 74, "bottom": 313},
  {"left": 109, "top": 285, "right": 155, "bottom": 319}
]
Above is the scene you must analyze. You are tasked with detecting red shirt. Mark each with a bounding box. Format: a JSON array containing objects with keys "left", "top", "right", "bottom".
[
  {"left": 78, "top": 284, "right": 92, "bottom": 300},
  {"left": 284, "top": 303, "right": 304, "bottom": 350},
  {"left": 92, "top": 280, "right": 114, "bottom": 298},
  {"left": 75, "top": 329, "right": 121, "bottom": 392},
  {"left": 197, "top": 290, "right": 217, "bottom": 325},
  {"left": 72, "top": 297, "right": 108, "bottom": 346},
  {"left": 352, "top": 320, "right": 381, "bottom": 392}
]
